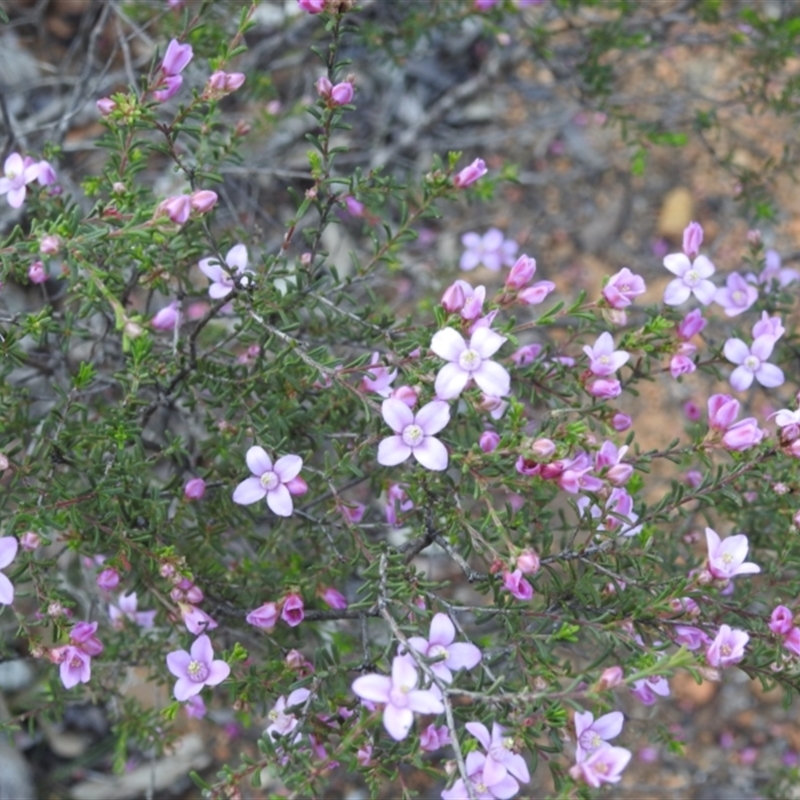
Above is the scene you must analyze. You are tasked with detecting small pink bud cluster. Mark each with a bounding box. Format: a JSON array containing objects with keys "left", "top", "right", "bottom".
[
  {"left": 156, "top": 189, "right": 218, "bottom": 225},
  {"left": 706, "top": 394, "right": 764, "bottom": 452},
  {"left": 164, "top": 574, "right": 218, "bottom": 635},
  {"left": 154, "top": 39, "right": 193, "bottom": 103},
  {"left": 247, "top": 592, "right": 306, "bottom": 630},
  {"left": 204, "top": 70, "right": 246, "bottom": 99},
  {"left": 52, "top": 622, "right": 104, "bottom": 689},
  {"left": 0, "top": 152, "right": 58, "bottom": 208},
  {"left": 769, "top": 606, "right": 800, "bottom": 656},
  {"left": 316, "top": 76, "right": 355, "bottom": 106}
]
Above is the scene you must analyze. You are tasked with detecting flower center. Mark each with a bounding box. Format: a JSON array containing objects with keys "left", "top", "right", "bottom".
[
  {"left": 69, "top": 655, "right": 83, "bottom": 668},
  {"left": 503, "top": 736, "right": 514, "bottom": 752},
  {"left": 721, "top": 643, "right": 731, "bottom": 656},
  {"left": 402, "top": 424, "right": 424, "bottom": 447},
  {"left": 429, "top": 644, "right": 448, "bottom": 661},
  {"left": 458, "top": 348, "right": 481, "bottom": 371},
  {"left": 620, "top": 284, "right": 630, "bottom": 293},
  {"left": 732, "top": 290, "right": 744, "bottom": 304},
  {"left": 187, "top": 659, "right": 209, "bottom": 682},
  {"left": 389, "top": 684, "right": 411, "bottom": 708},
  {"left": 721, "top": 552, "right": 733, "bottom": 565},
  {"left": 595, "top": 761, "right": 609, "bottom": 775},
  {"left": 260, "top": 471, "right": 279, "bottom": 490},
  {"left": 685, "top": 269, "right": 700, "bottom": 286},
  {"left": 744, "top": 355, "right": 760, "bottom": 372},
  {"left": 475, "top": 782, "right": 488, "bottom": 793}
]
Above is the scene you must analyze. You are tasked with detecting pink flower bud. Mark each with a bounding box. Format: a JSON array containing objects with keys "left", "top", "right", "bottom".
[
  {"left": 597, "top": 665, "right": 624, "bottom": 690},
  {"left": 320, "top": 587, "right": 348, "bottom": 610},
  {"left": 246, "top": 601, "right": 279, "bottom": 630},
  {"left": 683, "top": 401, "right": 701, "bottom": 421},
  {"left": 746, "top": 229, "right": 762, "bottom": 245},
  {"left": 770, "top": 605, "right": 794, "bottom": 636},
  {"left": 153, "top": 75, "right": 183, "bottom": 103},
  {"left": 685, "top": 469, "right": 703, "bottom": 488},
  {"left": 682, "top": 221, "right": 704, "bottom": 259},
  {"left": 611, "top": 412, "right": 632, "bottom": 431},
  {"left": 531, "top": 438, "right": 556, "bottom": 459},
  {"left": 589, "top": 378, "right": 622, "bottom": 399},
  {"left": 670, "top": 353, "right": 695, "bottom": 378},
  {"left": 518, "top": 280, "right": 556, "bottom": 305},
  {"left": 151, "top": 301, "right": 181, "bottom": 331},
  {"left": 479, "top": 430, "right": 500, "bottom": 453},
  {"left": 721, "top": 418, "right": 763, "bottom": 451},
  {"left": 161, "top": 39, "right": 193, "bottom": 76},
  {"left": 159, "top": 562, "right": 176, "bottom": 580},
  {"left": 28, "top": 261, "right": 47, "bottom": 284},
  {"left": 344, "top": 196, "right": 365, "bottom": 217},
  {"left": 299, "top": 0, "right": 326, "bottom": 11},
  {"left": 511, "top": 344, "right": 542, "bottom": 367},
  {"left": 157, "top": 194, "right": 191, "bottom": 224},
  {"left": 224, "top": 72, "right": 245, "bottom": 92},
  {"left": 207, "top": 71, "right": 228, "bottom": 92},
  {"left": 189, "top": 190, "right": 218, "bottom": 213},
  {"left": 502, "top": 569, "right": 533, "bottom": 600},
  {"left": 281, "top": 593, "right": 305, "bottom": 627},
  {"left": 97, "top": 568, "right": 120, "bottom": 591},
  {"left": 677, "top": 309, "right": 706, "bottom": 340},
  {"left": 441, "top": 281, "right": 466, "bottom": 313},
  {"left": 96, "top": 97, "right": 116, "bottom": 116},
  {"left": 20, "top": 531, "right": 41, "bottom": 551},
  {"left": 316, "top": 75, "right": 333, "bottom": 97},
  {"left": 516, "top": 549, "right": 540, "bottom": 574},
  {"left": 505, "top": 254, "right": 537, "bottom": 289},
  {"left": 708, "top": 394, "right": 739, "bottom": 431},
  {"left": 39, "top": 235, "right": 60, "bottom": 254},
  {"left": 286, "top": 476, "right": 308, "bottom": 496},
  {"left": 453, "top": 158, "right": 487, "bottom": 188},
  {"left": 285, "top": 649, "right": 308, "bottom": 670},
  {"left": 184, "top": 477, "right": 206, "bottom": 500},
  {"left": 330, "top": 81, "right": 354, "bottom": 105},
  {"left": 390, "top": 385, "right": 418, "bottom": 408}
]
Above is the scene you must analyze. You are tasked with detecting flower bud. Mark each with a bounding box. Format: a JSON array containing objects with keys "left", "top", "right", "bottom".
[
  {"left": 281, "top": 593, "right": 305, "bottom": 627},
  {"left": 330, "top": 81, "right": 354, "bottom": 105},
  {"left": 505, "top": 254, "right": 537, "bottom": 290},
  {"left": 189, "top": 190, "right": 218, "bottom": 213},
  {"left": 611, "top": 412, "right": 632, "bottom": 431},
  {"left": 97, "top": 568, "right": 120, "bottom": 591},
  {"left": 453, "top": 158, "right": 487, "bottom": 188},
  {"left": 28, "top": 261, "right": 47, "bottom": 284},
  {"left": 479, "top": 430, "right": 500, "bottom": 453},
  {"left": 589, "top": 378, "right": 622, "bottom": 399},
  {"left": 441, "top": 281, "right": 466, "bottom": 313},
  {"left": 246, "top": 601, "right": 279, "bottom": 630},
  {"left": 597, "top": 665, "right": 624, "bottom": 690},
  {"left": 184, "top": 477, "right": 206, "bottom": 500},
  {"left": 40, "top": 235, "right": 60, "bottom": 255},
  {"left": 390, "top": 385, "right": 418, "bottom": 408},
  {"left": 96, "top": 97, "right": 116, "bottom": 116},
  {"left": 161, "top": 39, "right": 193, "bottom": 76},
  {"left": 299, "top": 0, "right": 326, "bottom": 11},
  {"left": 156, "top": 194, "right": 191, "bottom": 225},
  {"left": 20, "top": 531, "right": 41, "bottom": 551},
  {"left": 682, "top": 221, "right": 704, "bottom": 259},
  {"left": 320, "top": 586, "right": 348, "bottom": 610},
  {"left": 516, "top": 549, "right": 540, "bottom": 574},
  {"left": 530, "top": 438, "right": 556, "bottom": 459},
  {"left": 316, "top": 75, "right": 333, "bottom": 97},
  {"left": 151, "top": 301, "right": 181, "bottom": 332}
]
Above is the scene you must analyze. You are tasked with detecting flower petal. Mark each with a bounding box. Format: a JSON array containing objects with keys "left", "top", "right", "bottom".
[
  {"left": 592, "top": 710, "right": 624, "bottom": 740},
  {"left": 446, "top": 642, "right": 482, "bottom": 670},
  {"left": 473, "top": 360, "right": 511, "bottom": 397},
  {"left": 0, "top": 573, "right": 14, "bottom": 605},
  {"left": 174, "top": 677, "right": 203, "bottom": 701},
  {"left": 378, "top": 436, "right": 412, "bottom": 466},
  {"left": 166, "top": 649, "right": 192, "bottom": 678},
  {"left": 352, "top": 674, "right": 391, "bottom": 703},
  {"left": 232, "top": 477, "right": 267, "bottom": 505},
  {"left": 756, "top": 362, "right": 784, "bottom": 388},
  {"left": 430, "top": 328, "right": 466, "bottom": 361},
  {"left": 225, "top": 243, "right": 248, "bottom": 272},
  {"left": 206, "top": 660, "right": 231, "bottom": 686},
  {"left": 414, "top": 401, "right": 450, "bottom": 436},
  {"left": 693, "top": 255, "right": 715, "bottom": 278},
  {"left": 471, "top": 326, "right": 507, "bottom": 359},
  {"left": 274, "top": 454, "right": 303, "bottom": 482},
  {"left": 208, "top": 282, "right": 233, "bottom": 299},
  {"left": 434, "top": 363, "right": 470, "bottom": 400},
  {"left": 663, "top": 253, "right": 690, "bottom": 277},
  {"left": 751, "top": 334, "right": 776, "bottom": 361},
  {"left": 382, "top": 398, "right": 414, "bottom": 433},
  {"left": 429, "top": 613, "right": 455, "bottom": 646},
  {"left": 729, "top": 366, "right": 754, "bottom": 392},
  {"left": 246, "top": 446, "right": 273, "bottom": 476},
  {"left": 190, "top": 634, "right": 213, "bottom": 665},
  {"left": 465, "top": 721, "right": 491, "bottom": 750},
  {"left": 663, "top": 279, "right": 691, "bottom": 306},
  {"left": 412, "top": 437, "right": 448, "bottom": 471},
  {"left": 723, "top": 338, "right": 749, "bottom": 365},
  {"left": 198, "top": 258, "right": 223, "bottom": 282},
  {"left": 383, "top": 706, "right": 413, "bottom": 741},
  {"left": 0, "top": 537, "right": 18, "bottom": 569},
  {"left": 407, "top": 689, "right": 444, "bottom": 714},
  {"left": 692, "top": 279, "right": 717, "bottom": 305},
  {"left": 267, "top": 484, "right": 293, "bottom": 516}
]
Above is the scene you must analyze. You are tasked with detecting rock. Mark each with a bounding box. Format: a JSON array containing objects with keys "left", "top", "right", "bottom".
[
  {"left": 0, "top": 743, "right": 36, "bottom": 800},
  {"left": 657, "top": 187, "right": 693, "bottom": 239}
]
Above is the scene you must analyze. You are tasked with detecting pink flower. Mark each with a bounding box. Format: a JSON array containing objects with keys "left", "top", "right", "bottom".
[
  {"left": 321, "top": 587, "right": 348, "bottom": 610},
  {"left": 281, "top": 593, "right": 305, "bottom": 627},
  {"left": 97, "top": 568, "right": 120, "bottom": 591},
  {"left": 480, "top": 430, "right": 500, "bottom": 453},
  {"left": 96, "top": 97, "right": 116, "bottom": 116},
  {"left": 166, "top": 634, "right": 230, "bottom": 701},
  {"left": 769, "top": 605, "right": 794, "bottom": 636},
  {"left": 575, "top": 711, "right": 624, "bottom": 761},
  {"left": 266, "top": 688, "right": 311, "bottom": 739},
  {"left": 198, "top": 244, "right": 252, "bottom": 299},
  {"left": 179, "top": 603, "right": 218, "bottom": 635},
  {"left": 465, "top": 720, "right": 531, "bottom": 786},
  {"left": 339, "top": 502, "right": 365, "bottom": 523},
  {"left": 724, "top": 335, "right": 784, "bottom": 391},
  {"left": 602, "top": 268, "right": 646, "bottom": 309},
  {"left": 153, "top": 75, "right": 184, "bottom": 103},
  {"left": 298, "top": 0, "right": 326, "bottom": 12},
  {"left": 151, "top": 301, "right": 181, "bottom": 331},
  {"left": 708, "top": 394, "right": 740, "bottom": 431},
  {"left": 361, "top": 352, "right": 397, "bottom": 396},
  {"left": 351, "top": 655, "right": 444, "bottom": 741},
  {"left": 390, "top": 385, "right": 418, "bottom": 408},
  {"left": 20, "top": 532, "right": 40, "bottom": 551},
  {"left": 161, "top": 39, "right": 193, "bottom": 76},
  {"left": 516, "top": 549, "right": 540, "bottom": 574},
  {"left": 682, "top": 221, "right": 704, "bottom": 258},
  {"left": 406, "top": 613, "right": 482, "bottom": 683},
  {"left": 0, "top": 537, "right": 18, "bottom": 605},
  {"left": 611, "top": 413, "right": 631, "bottom": 431},
  {"left": 714, "top": 272, "right": 758, "bottom": 316},
  {"left": 157, "top": 194, "right": 192, "bottom": 224},
  {"left": 419, "top": 723, "right": 450, "bottom": 752},
  {"left": 570, "top": 745, "right": 631, "bottom": 787},
  {"left": 588, "top": 378, "right": 622, "bottom": 399},
  {"left": 598, "top": 666, "right": 624, "bottom": 690},
  {"left": 185, "top": 695, "right": 207, "bottom": 719},
  {"left": 432, "top": 327, "right": 509, "bottom": 399},
  {"left": 631, "top": 675, "right": 670, "bottom": 705},
  {"left": 246, "top": 602, "right": 280, "bottom": 630},
  {"left": 677, "top": 309, "right": 706, "bottom": 340},
  {"left": 502, "top": 569, "right": 533, "bottom": 601},
  {"left": 511, "top": 344, "right": 542, "bottom": 367},
  {"left": 35, "top": 159, "right": 57, "bottom": 186},
  {"left": 663, "top": 252, "right": 716, "bottom": 305},
  {"left": 441, "top": 280, "right": 466, "bottom": 313},
  {"left": 28, "top": 261, "right": 47, "bottom": 284},
  {"left": 441, "top": 751, "right": 520, "bottom": 800},
  {"left": 505, "top": 254, "right": 537, "bottom": 289},
  {"left": 385, "top": 483, "right": 413, "bottom": 525},
  {"left": 595, "top": 441, "right": 632, "bottom": 485},
  {"left": 39, "top": 235, "right": 60, "bottom": 255},
  {"left": 232, "top": 446, "right": 304, "bottom": 516},
  {"left": 748, "top": 249, "right": 799, "bottom": 288},
  {"left": 330, "top": 81, "right": 354, "bottom": 105},
  {"left": 109, "top": 592, "right": 156, "bottom": 629},
  {"left": 183, "top": 477, "right": 206, "bottom": 500},
  {"left": 670, "top": 347, "right": 696, "bottom": 379},
  {"left": 70, "top": 621, "right": 104, "bottom": 656},
  {"left": 752, "top": 311, "right": 785, "bottom": 340},
  {"left": 460, "top": 228, "right": 518, "bottom": 272},
  {"left": 583, "top": 332, "right": 629, "bottom": 377},
  {"left": 189, "top": 190, "right": 218, "bottom": 213},
  {"left": 206, "top": 71, "right": 246, "bottom": 96},
  {"left": 344, "top": 195, "right": 365, "bottom": 216},
  {"left": 721, "top": 418, "right": 763, "bottom": 451},
  {"left": 0, "top": 152, "right": 41, "bottom": 208},
  {"left": 59, "top": 646, "right": 92, "bottom": 689},
  {"left": 377, "top": 399, "right": 450, "bottom": 471},
  {"left": 672, "top": 625, "right": 711, "bottom": 650},
  {"left": 457, "top": 282, "right": 486, "bottom": 321},
  {"left": 705, "top": 527, "right": 760, "bottom": 581},
  {"left": 705, "top": 624, "right": 749, "bottom": 668},
  {"left": 453, "top": 158, "right": 487, "bottom": 189},
  {"left": 783, "top": 628, "right": 800, "bottom": 657},
  {"left": 517, "top": 280, "right": 556, "bottom": 305}
]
